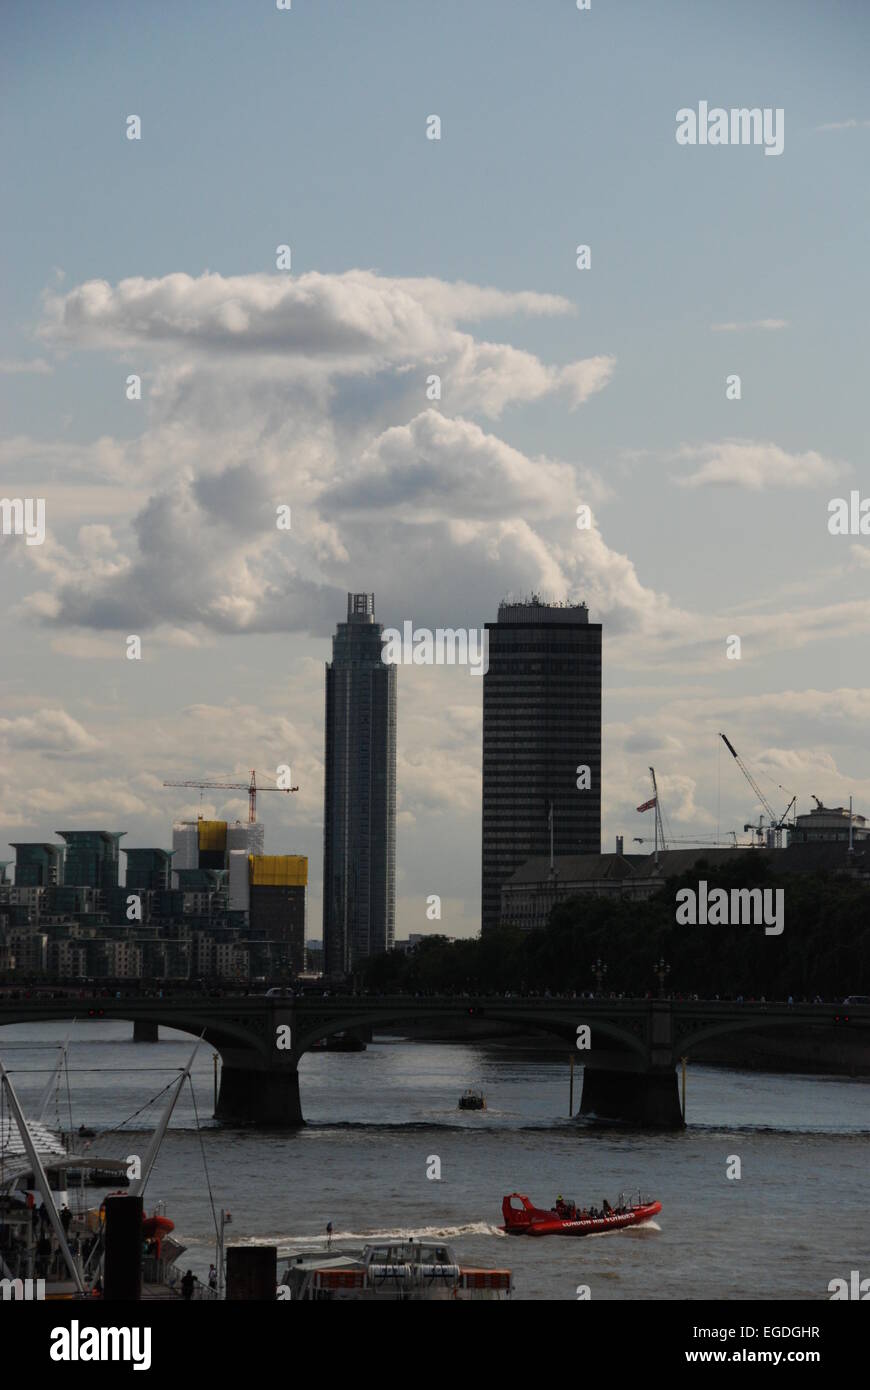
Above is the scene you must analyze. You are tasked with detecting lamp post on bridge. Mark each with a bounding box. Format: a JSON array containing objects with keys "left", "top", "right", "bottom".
[
  {"left": 654, "top": 957, "right": 671, "bottom": 999},
  {"left": 593, "top": 958, "right": 608, "bottom": 996}
]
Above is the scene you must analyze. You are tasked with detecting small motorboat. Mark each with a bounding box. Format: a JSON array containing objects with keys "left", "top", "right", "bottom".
[
  {"left": 310, "top": 1032, "right": 366, "bottom": 1052},
  {"left": 502, "top": 1192, "right": 661, "bottom": 1237},
  {"left": 458, "top": 1090, "right": 486, "bottom": 1111}
]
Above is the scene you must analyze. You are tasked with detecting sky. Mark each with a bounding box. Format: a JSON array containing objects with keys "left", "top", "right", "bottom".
[{"left": 1, "top": 0, "right": 869, "bottom": 939}]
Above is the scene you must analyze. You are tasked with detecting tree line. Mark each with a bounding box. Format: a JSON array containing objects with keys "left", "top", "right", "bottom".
[{"left": 359, "top": 858, "right": 870, "bottom": 999}]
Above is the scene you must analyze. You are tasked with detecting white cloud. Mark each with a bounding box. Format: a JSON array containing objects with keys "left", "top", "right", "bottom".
[
  {"left": 816, "top": 119, "right": 870, "bottom": 131},
  {"left": 710, "top": 319, "right": 788, "bottom": 333},
  {"left": 39, "top": 270, "right": 575, "bottom": 358},
  {"left": 673, "top": 440, "right": 842, "bottom": 490},
  {"left": 0, "top": 358, "right": 53, "bottom": 375},
  {"left": 327, "top": 409, "right": 578, "bottom": 521},
  {"left": 0, "top": 709, "right": 99, "bottom": 756}
]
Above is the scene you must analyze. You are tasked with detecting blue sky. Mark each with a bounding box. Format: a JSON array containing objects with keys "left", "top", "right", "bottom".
[{"left": 1, "top": 0, "right": 869, "bottom": 935}]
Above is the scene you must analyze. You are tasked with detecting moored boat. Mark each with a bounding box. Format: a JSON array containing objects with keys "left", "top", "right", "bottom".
[
  {"left": 279, "top": 1239, "right": 512, "bottom": 1300},
  {"left": 502, "top": 1192, "right": 661, "bottom": 1236}
]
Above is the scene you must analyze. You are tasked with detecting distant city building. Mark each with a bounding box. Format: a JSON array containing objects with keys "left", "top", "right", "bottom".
[
  {"left": 172, "top": 819, "right": 263, "bottom": 888},
  {"left": 125, "top": 848, "right": 173, "bottom": 893},
  {"left": 482, "top": 597, "right": 602, "bottom": 934},
  {"left": 0, "top": 820, "right": 302, "bottom": 982},
  {"left": 171, "top": 822, "right": 199, "bottom": 885},
  {"left": 9, "top": 843, "right": 64, "bottom": 887},
  {"left": 304, "top": 938, "right": 324, "bottom": 973},
  {"left": 249, "top": 855, "right": 307, "bottom": 975},
  {"left": 502, "top": 840, "right": 870, "bottom": 933},
  {"left": 394, "top": 933, "right": 456, "bottom": 953},
  {"left": 323, "top": 593, "right": 397, "bottom": 976},
  {"left": 197, "top": 819, "right": 227, "bottom": 872},
  {"left": 6, "top": 930, "right": 48, "bottom": 973},
  {"left": 56, "top": 831, "right": 125, "bottom": 890},
  {"left": 790, "top": 802, "right": 870, "bottom": 844}
]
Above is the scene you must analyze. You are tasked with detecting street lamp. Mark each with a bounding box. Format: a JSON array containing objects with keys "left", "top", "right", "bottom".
[{"left": 654, "top": 957, "right": 671, "bottom": 999}]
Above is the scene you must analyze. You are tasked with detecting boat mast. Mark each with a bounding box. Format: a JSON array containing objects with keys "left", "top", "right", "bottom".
[
  {"left": 34, "top": 1025, "right": 73, "bottom": 1125},
  {"left": 0, "top": 1056, "right": 85, "bottom": 1294}
]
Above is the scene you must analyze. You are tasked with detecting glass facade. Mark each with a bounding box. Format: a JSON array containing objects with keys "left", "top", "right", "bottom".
[
  {"left": 55, "top": 831, "right": 125, "bottom": 889},
  {"left": 323, "top": 593, "right": 397, "bottom": 977},
  {"left": 481, "top": 599, "right": 602, "bottom": 934},
  {"left": 9, "top": 843, "right": 64, "bottom": 887},
  {"left": 125, "top": 847, "right": 173, "bottom": 892}
]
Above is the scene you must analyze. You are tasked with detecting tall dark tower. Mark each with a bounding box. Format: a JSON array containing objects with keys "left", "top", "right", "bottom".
[
  {"left": 481, "top": 597, "right": 602, "bottom": 934},
  {"left": 323, "top": 593, "right": 397, "bottom": 977}
]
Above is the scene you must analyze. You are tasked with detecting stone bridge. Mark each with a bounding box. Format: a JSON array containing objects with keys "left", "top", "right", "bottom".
[{"left": 0, "top": 995, "right": 865, "bottom": 1128}]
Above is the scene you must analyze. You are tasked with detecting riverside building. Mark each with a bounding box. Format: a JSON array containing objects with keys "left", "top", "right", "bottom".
[
  {"left": 482, "top": 597, "right": 602, "bottom": 934},
  {"left": 323, "top": 593, "right": 397, "bottom": 976}
]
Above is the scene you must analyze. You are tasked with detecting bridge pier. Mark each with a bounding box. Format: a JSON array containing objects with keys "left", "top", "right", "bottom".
[
  {"left": 132, "top": 1019, "right": 159, "bottom": 1043},
  {"left": 215, "top": 1063, "right": 303, "bottom": 1127},
  {"left": 579, "top": 1066, "right": 684, "bottom": 1129}
]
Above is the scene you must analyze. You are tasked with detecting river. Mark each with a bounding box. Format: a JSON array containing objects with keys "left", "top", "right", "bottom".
[{"left": 2, "top": 1021, "right": 866, "bottom": 1301}]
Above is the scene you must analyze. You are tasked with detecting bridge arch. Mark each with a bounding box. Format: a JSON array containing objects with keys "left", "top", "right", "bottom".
[{"left": 294, "top": 1003, "right": 650, "bottom": 1066}]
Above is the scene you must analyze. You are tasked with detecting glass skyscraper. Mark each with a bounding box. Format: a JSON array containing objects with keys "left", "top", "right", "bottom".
[
  {"left": 322, "top": 593, "right": 397, "bottom": 976},
  {"left": 55, "top": 831, "right": 125, "bottom": 890},
  {"left": 481, "top": 598, "right": 602, "bottom": 934},
  {"left": 9, "top": 842, "right": 64, "bottom": 887}
]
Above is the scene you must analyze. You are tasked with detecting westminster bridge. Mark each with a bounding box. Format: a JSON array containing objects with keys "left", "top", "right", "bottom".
[{"left": 0, "top": 994, "right": 866, "bottom": 1129}]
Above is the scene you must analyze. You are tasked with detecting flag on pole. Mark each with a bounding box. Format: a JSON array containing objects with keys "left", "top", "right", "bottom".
[{"left": 636, "top": 796, "right": 656, "bottom": 812}]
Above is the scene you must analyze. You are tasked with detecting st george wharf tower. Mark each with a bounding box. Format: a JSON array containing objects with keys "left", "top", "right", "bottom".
[
  {"left": 323, "top": 592, "right": 397, "bottom": 976},
  {"left": 481, "top": 597, "right": 602, "bottom": 934}
]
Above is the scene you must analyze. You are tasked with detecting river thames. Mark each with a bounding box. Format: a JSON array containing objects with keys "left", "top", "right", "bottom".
[{"left": 2, "top": 1021, "right": 866, "bottom": 1301}]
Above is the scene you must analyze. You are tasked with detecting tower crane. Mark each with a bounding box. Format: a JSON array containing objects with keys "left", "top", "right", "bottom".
[
  {"left": 632, "top": 836, "right": 736, "bottom": 847},
  {"left": 719, "top": 734, "right": 793, "bottom": 849},
  {"left": 163, "top": 769, "right": 298, "bottom": 824}
]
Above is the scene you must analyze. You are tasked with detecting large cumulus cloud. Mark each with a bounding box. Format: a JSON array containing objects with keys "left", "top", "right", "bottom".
[{"left": 16, "top": 267, "right": 679, "bottom": 640}]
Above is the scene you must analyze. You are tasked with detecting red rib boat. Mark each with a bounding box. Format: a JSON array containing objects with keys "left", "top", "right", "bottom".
[{"left": 502, "top": 1192, "right": 661, "bottom": 1237}]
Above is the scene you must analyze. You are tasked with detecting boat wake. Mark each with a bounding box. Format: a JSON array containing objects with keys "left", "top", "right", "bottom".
[{"left": 232, "top": 1221, "right": 507, "bottom": 1252}]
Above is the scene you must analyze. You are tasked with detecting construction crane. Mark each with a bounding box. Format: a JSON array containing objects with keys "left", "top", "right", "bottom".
[
  {"left": 635, "top": 767, "right": 667, "bottom": 861},
  {"left": 719, "top": 734, "right": 793, "bottom": 849},
  {"left": 163, "top": 769, "right": 298, "bottom": 824},
  {"left": 632, "top": 837, "right": 733, "bottom": 847}
]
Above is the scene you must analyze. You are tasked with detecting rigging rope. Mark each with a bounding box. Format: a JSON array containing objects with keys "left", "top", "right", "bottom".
[{"left": 187, "top": 1074, "right": 220, "bottom": 1244}]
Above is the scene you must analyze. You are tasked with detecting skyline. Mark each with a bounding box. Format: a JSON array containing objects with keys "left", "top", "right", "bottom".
[{"left": 2, "top": 0, "right": 870, "bottom": 939}]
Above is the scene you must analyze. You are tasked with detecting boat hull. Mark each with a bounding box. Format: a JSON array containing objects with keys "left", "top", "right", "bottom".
[{"left": 502, "top": 1194, "right": 661, "bottom": 1237}]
